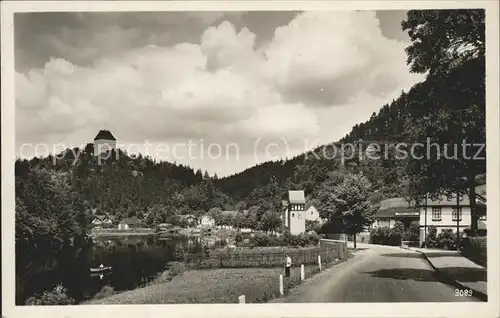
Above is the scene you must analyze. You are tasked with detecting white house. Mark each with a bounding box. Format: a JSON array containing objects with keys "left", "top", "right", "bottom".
[
  {"left": 94, "top": 129, "right": 117, "bottom": 156},
  {"left": 282, "top": 190, "right": 306, "bottom": 235},
  {"left": 118, "top": 217, "right": 140, "bottom": 230},
  {"left": 91, "top": 215, "right": 113, "bottom": 228},
  {"left": 304, "top": 205, "right": 322, "bottom": 223},
  {"left": 419, "top": 193, "right": 487, "bottom": 246},
  {"left": 199, "top": 214, "right": 215, "bottom": 227}
]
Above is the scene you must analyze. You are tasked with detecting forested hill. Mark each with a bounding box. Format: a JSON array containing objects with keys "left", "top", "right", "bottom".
[{"left": 15, "top": 147, "right": 235, "bottom": 225}]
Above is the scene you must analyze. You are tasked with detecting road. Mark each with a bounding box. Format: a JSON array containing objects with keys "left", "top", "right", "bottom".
[{"left": 274, "top": 243, "right": 479, "bottom": 302}]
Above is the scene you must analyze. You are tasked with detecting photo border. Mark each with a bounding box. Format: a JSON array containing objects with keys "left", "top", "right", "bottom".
[{"left": 2, "top": 1, "right": 499, "bottom": 317}]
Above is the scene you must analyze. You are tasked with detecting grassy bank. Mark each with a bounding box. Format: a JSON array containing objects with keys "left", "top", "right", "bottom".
[{"left": 84, "top": 261, "right": 345, "bottom": 304}]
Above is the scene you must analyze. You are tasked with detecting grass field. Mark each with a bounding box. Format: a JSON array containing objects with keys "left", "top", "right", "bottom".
[{"left": 84, "top": 261, "right": 345, "bottom": 304}]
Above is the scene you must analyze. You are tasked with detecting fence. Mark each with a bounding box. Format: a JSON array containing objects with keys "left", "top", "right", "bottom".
[
  {"left": 319, "top": 239, "right": 349, "bottom": 259},
  {"left": 185, "top": 246, "right": 341, "bottom": 269}
]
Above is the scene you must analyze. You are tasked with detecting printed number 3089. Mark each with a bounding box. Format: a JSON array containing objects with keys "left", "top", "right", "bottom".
[{"left": 455, "top": 289, "right": 473, "bottom": 296}]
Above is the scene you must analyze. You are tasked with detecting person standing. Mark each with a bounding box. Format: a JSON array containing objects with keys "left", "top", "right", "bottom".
[{"left": 284, "top": 254, "right": 292, "bottom": 277}]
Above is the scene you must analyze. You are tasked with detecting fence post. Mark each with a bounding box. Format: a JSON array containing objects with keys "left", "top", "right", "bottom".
[
  {"left": 300, "top": 264, "right": 305, "bottom": 281},
  {"left": 318, "top": 255, "right": 322, "bottom": 271},
  {"left": 238, "top": 295, "right": 246, "bottom": 304},
  {"left": 279, "top": 274, "right": 284, "bottom": 295}
]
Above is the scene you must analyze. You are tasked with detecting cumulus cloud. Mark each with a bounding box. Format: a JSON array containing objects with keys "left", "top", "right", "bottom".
[
  {"left": 262, "top": 11, "right": 417, "bottom": 107},
  {"left": 15, "top": 11, "right": 424, "bottom": 175}
]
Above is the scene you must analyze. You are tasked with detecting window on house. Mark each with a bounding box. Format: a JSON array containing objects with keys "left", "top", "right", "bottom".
[
  {"left": 311, "top": 211, "right": 313, "bottom": 215},
  {"left": 432, "top": 207, "right": 442, "bottom": 221},
  {"left": 452, "top": 207, "right": 462, "bottom": 221},
  {"left": 292, "top": 213, "right": 295, "bottom": 217}
]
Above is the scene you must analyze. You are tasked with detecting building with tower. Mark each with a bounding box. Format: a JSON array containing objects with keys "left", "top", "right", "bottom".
[
  {"left": 93, "top": 129, "right": 117, "bottom": 156},
  {"left": 282, "top": 190, "right": 306, "bottom": 235}
]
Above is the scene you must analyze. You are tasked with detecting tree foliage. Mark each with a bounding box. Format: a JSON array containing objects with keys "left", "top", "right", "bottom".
[{"left": 318, "top": 172, "right": 378, "bottom": 247}]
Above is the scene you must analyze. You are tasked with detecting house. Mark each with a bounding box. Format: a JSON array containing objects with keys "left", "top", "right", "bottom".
[
  {"left": 304, "top": 204, "right": 323, "bottom": 223},
  {"left": 91, "top": 214, "right": 113, "bottom": 228},
  {"left": 418, "top": 192, "right": 487, "bottom": 246},
  {"left": 118, "top": 217, "right": 141, "bottom": 230},
  {"left": 158, "top": 223, "right": 171, "bottom": 230},
  {"left": 94, "top": 129, "right": 117, "bottom": 156},
  {"left": 282, "top": 190, "right": 306, "bottom": 235},
  {"left": 372, "top": 197, "right": 419, "bottom": 229},
  {"left": 199, "top": 214, "right": 215, "bottom": 227}
]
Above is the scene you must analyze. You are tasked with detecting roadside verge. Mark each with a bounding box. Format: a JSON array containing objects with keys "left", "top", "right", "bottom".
[{"left": 414, "top": 249, "right": 487, "bottom": 302}]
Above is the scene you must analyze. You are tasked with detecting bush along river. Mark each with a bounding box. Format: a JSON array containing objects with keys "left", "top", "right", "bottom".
[{"left": 18, "top": 234, "right": 227, "bottom": 304}]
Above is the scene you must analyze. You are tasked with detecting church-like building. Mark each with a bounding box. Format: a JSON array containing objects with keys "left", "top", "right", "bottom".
[
  {"left": 282, "top": 190, "right": 306, "bottom": 235},
  {"left": 93, "top": 129, "right": 116, "bottom": 156}
]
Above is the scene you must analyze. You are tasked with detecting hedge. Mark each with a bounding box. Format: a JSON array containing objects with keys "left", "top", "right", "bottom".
[{"left": 460, "top": 236, "right": 487, "bottom": 267}]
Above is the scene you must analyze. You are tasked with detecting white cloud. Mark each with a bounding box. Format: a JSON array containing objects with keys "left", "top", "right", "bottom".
[{"left": 15, "top": 11, "right": 424, "bottom": 175}]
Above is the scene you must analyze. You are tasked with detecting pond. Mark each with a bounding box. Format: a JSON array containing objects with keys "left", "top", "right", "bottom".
[{"left": 19, "top": 234, "right": 227, "bottom": 304}]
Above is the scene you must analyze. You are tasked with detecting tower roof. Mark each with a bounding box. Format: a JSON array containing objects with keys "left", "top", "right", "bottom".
[
  {"left": 288, "top": 190, "right": 305, "bottom": 204},
  {"left": 94, "top": 129, "right": 116, "bottom": 141}
]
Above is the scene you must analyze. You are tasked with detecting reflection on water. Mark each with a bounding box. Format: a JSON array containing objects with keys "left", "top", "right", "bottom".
[
  {"left": 18, "top": 233, "right": 228, "bottom": 304},
  {"left": 81, "top": 234, "right": 226, "bottom": 302}
]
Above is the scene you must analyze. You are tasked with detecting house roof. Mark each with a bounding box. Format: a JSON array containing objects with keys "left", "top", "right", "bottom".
[
  {"left": 93, "top": 214, "right": 112, "bottom": 222},
  {"left": 379, "top": 197, "right": 414, "bottom": 210},
  {"left": 94, "top": 129, "right": 116, "bottom": 141},
  {"left": 119, "top": 217, "right": 140, "bottom": 225},
  {"left": 288, "top": 190, "right": 305, "bottom": 204},
  {"left": 375, "top": 197, "right": 419, "bottom": 219},
  {"left": 424, "top": 193, "right": 486, "bottom": 207},
  {"left": 306, "top": 205, "right": 318, "bottom": 212}
]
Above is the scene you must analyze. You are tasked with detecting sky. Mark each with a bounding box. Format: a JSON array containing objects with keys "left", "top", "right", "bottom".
[{"left": 15, "top": 10, "right": 425, "bottom": 177}]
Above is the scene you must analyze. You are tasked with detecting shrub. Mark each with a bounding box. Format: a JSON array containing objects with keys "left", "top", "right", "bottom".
[
  {"left": 167, "top": 261, "right": 186, "bottom": 277},
  {"left": 306, "top": 220, "right": 322, "bottom": 233},
  {"left": 234, "top": 232, "right": 243, "bottom": 245},
  {"left": 460, "top": 236, "right": 486, "bottom": 267},
  {"left": 173, "top": 246, "right": 186, "bottom": 261},
  {"left": 436, "top": 229, "right": 457, "bottom": 250},
  {"left": 92, "top": 285, "right": 116, "bottom": 300},
  {"left": 423, "top": 226, "right": 438, "bottom": 248},
  {"left": 370, "top": 226, "right": 395, "bottom": 245},
  {"left": 388, "top": 221, "right": 404, "bottom": 245},
  {"left": 403, "top": 221, "right": 420, "bottom": 241},
  {"left": 25, "top": 284, "right": 75, "bottom": 305},
  {"left": 306, "top": 231, "right": 320, "bottom": 246},
  {"left": 250, "top": 232, "right": 272, "bottom": 247}
]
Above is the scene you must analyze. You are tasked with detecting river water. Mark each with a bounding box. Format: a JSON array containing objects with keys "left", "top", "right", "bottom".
[{"left": 19, "top": 234, "right": 226, "bottom": 304}]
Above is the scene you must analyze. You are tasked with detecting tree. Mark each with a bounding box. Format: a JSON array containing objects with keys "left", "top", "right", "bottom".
[
  {"left": 318, "top": 172, "right": 378, "bottom": 248},
  {"left": 231, "top": 212, "right": 247, "bottom": 229},
  {"left": 259, "top": 211, "right": 282, "bottom": 233},
  {"left": 402, "top": 9, "right": 486, "bottom": 233},
  {"left": 208, "top": 207, "right": 223, "bottom": 228},
  {"left": 402, "top": 9, "right": 485, "bottom": 76}
]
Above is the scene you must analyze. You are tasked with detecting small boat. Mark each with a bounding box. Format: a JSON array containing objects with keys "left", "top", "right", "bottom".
[{"left": 90, "top": 264, "right": 112, "bottom": 273}]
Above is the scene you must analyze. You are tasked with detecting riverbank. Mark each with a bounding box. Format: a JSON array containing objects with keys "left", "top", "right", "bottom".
[
  {"left": 84, "top": 258, "right": 349, "bottom": 304},
  {"left": 90, "top": 228, "right": 156, "bottom": 238}
]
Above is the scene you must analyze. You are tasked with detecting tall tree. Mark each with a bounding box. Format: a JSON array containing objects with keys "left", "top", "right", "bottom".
[
  {"left": 402, "top": 9, "right": 485, "bottom": 76},
  {"left": 402, "top": 9, "right": 486, "bottom": 232},
  {"left": 318, "top": 172, "right": 378, "bottom": 248}
]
